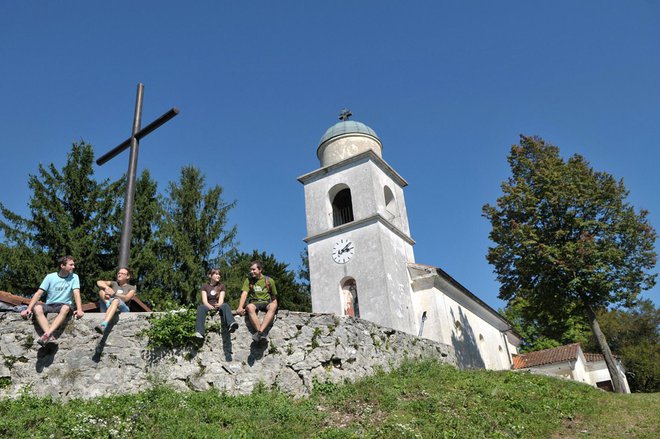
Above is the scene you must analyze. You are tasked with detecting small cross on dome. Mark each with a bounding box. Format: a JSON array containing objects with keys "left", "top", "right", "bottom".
[{"left": 338, "top": 108, "right": 352, "bottom": 121}]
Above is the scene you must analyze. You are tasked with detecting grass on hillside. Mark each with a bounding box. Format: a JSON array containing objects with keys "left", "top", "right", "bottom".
[{"left": 0, "top": 360, "right": 657, "bottom": 438}]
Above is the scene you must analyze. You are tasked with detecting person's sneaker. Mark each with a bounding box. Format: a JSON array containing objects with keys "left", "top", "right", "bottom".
[
  {"left": 95, "top": 323, "right": 106, "bottom": 334},
  {"left": 37, "top": 334, "right": 49, "bottom": 347},
  {"left": 229, "top": 322, "right": 239, "bottom": 333},
  {"left": 194, "top": 331, "right": 204, "bottom": 339},
  {"left": 252, "top": 331, "right": 262, "bottom": 342}
]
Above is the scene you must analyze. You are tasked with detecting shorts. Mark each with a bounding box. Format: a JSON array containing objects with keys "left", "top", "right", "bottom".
[
  {"left": 249, "top": 301, "right": 271, "bottom": 313},
  {"left": 40, "top": 303, "right": 70, "bottom": 314},
  {"left": 99, "top": 297, "right": 130, "bottom": 313}
]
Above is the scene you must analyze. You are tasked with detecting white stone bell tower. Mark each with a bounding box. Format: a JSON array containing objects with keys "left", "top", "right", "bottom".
[{"left": 298, "top": 110, "right": 417, "bottom": 333}]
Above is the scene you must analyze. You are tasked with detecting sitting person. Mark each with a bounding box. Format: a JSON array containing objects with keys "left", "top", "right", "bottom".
[
  {"left": 20, "top": 255, "right": 85, "bottom": 346},
  {"left": 236, "top": 260, "right": 278, "bottom": 343},
  {"left": 194, "top": 268, "right": 239, "bottom": 339},
  {"left": 95, "top": 267, "right": 136, "bottom": 334}
]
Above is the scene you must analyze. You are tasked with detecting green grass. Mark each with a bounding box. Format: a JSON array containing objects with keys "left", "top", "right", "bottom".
[{"left": 0, "top": 360, "right": 657, "bottom": 438}]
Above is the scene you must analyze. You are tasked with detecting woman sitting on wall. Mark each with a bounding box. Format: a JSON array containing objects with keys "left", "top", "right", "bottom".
[{"left": 194, "top": 268, "right": 239, "bottom": 339}]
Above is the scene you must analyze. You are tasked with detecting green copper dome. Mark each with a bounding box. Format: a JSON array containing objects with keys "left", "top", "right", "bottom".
[{"left": 319, "top": 120, "right": 379, "bottom": 146}]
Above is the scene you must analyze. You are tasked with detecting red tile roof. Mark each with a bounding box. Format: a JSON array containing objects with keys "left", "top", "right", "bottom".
[
  {"left": 512, "top": 343, "right": 609, "bottom": 369},
  {"left": 584, "top": 352, "right": 605, "bottom": 363},
  {"left": 512, "top": 343, "right": 581, "bottom": 369}
]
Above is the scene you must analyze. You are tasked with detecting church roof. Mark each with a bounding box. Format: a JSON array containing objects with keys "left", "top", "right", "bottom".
[{"left": 319, "top": 120, "right": 379, "bottom": 145}]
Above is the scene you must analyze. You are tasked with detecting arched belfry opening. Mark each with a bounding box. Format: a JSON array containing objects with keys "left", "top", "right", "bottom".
[
  {"left": 332, "top": 188, "right": 354, "bottom": 227},
  {"left": 341, "top": 278, "right": 359, "bottom": 317},
  {"left": 384, "top": 185, "right": 397, "bottom": 220}
]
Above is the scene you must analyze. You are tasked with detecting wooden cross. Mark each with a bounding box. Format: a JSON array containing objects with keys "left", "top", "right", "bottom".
[
  {"left": 96, "top": 83, "right": 179, "bottom": 268},
  {"left": 339, "top": 108, "right": 352, "bottom": 121}
]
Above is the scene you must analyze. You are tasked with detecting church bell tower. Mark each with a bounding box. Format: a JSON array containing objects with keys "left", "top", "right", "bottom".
[{"left": 298, "top": 110, "right": 417, "bottom": 333}]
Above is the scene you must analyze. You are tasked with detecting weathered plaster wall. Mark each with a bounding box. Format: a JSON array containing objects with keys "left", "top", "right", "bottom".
[{"left": 0, "top": 311, "right": 456, "bottom": 401}]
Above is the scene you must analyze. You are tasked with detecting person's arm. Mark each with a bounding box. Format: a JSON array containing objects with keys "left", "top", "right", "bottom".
[
  {"left": 201, "top": 289, "right": 213, "bottom": 310},
  {"left": 96, "top": 280, "right": 113, "bottom": 300},
  {"left": 20, "top": 289, "right": 44, "bottom": 317},
  {"left": 217, "top": 289, "right": 226, "bottom": 307},
  {"left": 73, "top": 288, "right": 84, "bottom": 318},
  {"left": 115, "top": 287, "right": 135, "bottom": 302},
  {"left": 236, "top": 290, "right": 248, "bottom": 315},
  {"left": 270, "top": 279, "right": 278, "bottom": 303}
]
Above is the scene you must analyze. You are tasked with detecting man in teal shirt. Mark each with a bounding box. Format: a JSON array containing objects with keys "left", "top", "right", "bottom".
[
  {"left": 21, "top": 255, "right": 84, "bottom": 346},
  {"left": 236, "top": 260, "right": 278, "bottom": 342}
]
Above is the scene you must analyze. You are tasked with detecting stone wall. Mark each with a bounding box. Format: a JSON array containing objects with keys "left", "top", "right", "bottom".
[{"left": 0, "top": 311, "right": 456, "bottom": 401}]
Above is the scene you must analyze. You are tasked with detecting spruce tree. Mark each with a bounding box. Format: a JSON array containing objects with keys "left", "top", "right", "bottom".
[
  {"left": 156, "top": 166, "right": 237, "bottom": 307},
  {"left": 0, "top": 141, "right": 122, "bottom": 301}
]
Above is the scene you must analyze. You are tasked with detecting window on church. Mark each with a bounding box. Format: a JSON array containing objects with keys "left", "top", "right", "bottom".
[
  {"left": 341, "top": 278, "right": 359, "bottom": 318},
  {"left": 332, "top": 188, "right": 354, "bottom": 227},
  {"left": 384, "top": 186, "right": 397, "bottom": 220}
]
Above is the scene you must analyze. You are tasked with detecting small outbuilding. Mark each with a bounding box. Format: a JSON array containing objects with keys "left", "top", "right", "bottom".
[{"left": 512, "top": 343, "right": 630, "bottom": 393}]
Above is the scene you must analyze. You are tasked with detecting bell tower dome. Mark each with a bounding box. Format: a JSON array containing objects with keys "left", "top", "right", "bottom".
[{"left": 317, "top": 108, "right": 383, "bottom": 167}]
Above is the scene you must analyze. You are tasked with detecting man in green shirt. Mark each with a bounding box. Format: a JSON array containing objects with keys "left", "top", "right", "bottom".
[{"left": 236, "top": 260, "right": 278, "bottom": 342}]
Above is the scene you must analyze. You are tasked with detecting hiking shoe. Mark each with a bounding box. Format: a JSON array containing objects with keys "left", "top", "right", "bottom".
[
  {"left": 229, "top": 322, "right": 239, "bottom": 333},
  {"left": 95, "top": 323, "right": 106, "bottom": 334},
  {"left": 194, "top": 331, "right": 204, "bottom": 339},
  {"left": 37, "top": 334, "right": 49, "bottom": 347}
]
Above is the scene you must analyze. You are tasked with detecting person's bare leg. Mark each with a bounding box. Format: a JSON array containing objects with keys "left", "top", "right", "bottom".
[
  {"left": 33, "top": 304, "right": 51, "bottom": 336},
  {"left": 104, "top": 299, "right": 120, "bottom": 324},
  {"left": 46, "top": 305, "right": 71, "bottom": 337},
  {"left": 245, "top": 304, "right": 261, "bottom": 330},
  {"left": 259, "top": 303, "right": 278, "bottom": 333}
]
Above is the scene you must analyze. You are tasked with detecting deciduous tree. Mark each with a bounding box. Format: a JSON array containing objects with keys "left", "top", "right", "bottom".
[{"left": 483, "top": 135, "right": 657, "bottom": 393}]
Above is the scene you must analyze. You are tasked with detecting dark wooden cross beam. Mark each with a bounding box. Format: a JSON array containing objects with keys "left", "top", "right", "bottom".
[
  {"left": 339, "top": 108, "right": 352, "bottom": 121},
  {"left": 96, "top": 83, "right": 179, "bottom": 268}
]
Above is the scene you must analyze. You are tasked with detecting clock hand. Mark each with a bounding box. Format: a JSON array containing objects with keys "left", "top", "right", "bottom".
[{"left": 341, "top": 243, "right": 351, "bottom": 252}]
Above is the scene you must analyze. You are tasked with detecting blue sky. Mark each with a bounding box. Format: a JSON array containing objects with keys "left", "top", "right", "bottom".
[{"left": 1, "top": 1, "right": 658, "bottom": 310}]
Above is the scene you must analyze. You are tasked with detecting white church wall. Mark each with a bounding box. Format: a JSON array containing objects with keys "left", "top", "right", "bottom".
[
  {"left": 411, "top": 284, "right": 513, "bottom": 370},
  {"left": 308, "top": 221, "right": 416, "bottom": 335}
]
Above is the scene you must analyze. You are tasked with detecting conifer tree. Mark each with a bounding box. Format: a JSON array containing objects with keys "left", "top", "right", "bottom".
[
  {"left": 155, "top": 166, "right": 237, "bottom": 307},
  {"left": 0, "top": 141, "right": 122, "bottom": 301},
  {"left": 483, "top": 135, "right": 657, "bottom": 393},
  {"left": 122, "top": 169, "right": 164, "bottom": 305}
]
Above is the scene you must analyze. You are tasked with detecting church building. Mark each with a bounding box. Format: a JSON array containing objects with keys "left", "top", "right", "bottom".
[{"left": 298, "top": 111, "right": 521, "bottom": 370}]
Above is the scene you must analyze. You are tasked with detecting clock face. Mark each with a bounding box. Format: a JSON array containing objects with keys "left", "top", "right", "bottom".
[{"left": 332, "top": 238, "right": 355, "bottom": 264}]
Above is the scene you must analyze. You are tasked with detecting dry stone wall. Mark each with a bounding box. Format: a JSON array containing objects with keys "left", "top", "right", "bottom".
[{"left": 0, "top": 311, "right": 456, "bottom": 401}]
